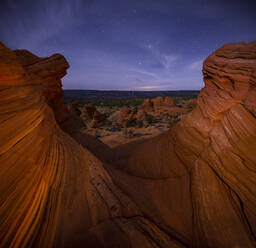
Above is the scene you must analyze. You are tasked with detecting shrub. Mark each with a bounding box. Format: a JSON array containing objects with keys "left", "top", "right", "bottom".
[
  {"left": 137, "top": 120, "right": 143, "bottom": 128},
  {"left": 126, "top": 118, "right": 137, "bottom": 128},
  {"left": 106, "top": 124, "right": 122, "bottom": 132},
  {"left": 145, "top": 115, "right": 155, "bottom": 124},
  {"left": 94, "top": 131, "right": 101, "bottom": 138}
]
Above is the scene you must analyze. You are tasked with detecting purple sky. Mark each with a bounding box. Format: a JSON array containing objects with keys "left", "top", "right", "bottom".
[{"left": 1, "top": 0, "right": 256, "bottom": 90}]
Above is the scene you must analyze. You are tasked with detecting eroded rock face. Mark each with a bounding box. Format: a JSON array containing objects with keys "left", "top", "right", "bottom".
[
  {"left": 81, "top": 103, "right": 96, "bottom": 120},
  {"left": 140, "top": 98, "right": 154, "bottom": 113},
  {"left": 1, "top": 41, "right": 256, "bottom": 248},
  {"left": 139, "top": 96, "right": 183, "bottom": 117},
  {"left": 136, "top": 108, "right": 148, "bottom": 121},
  {"left": 67, "top": 101, "right": 81, "bottom": 116},
  {"left": 184, "top": 98, "right": 197, "bottom": 109},
  {"left": 113, "top": 41, "right": 256, "bottom": 247},
  {"left": 89, "top": 110, "right": 106, "bottom": 128},
  {"left": 117, "top": 107, "right": 137, "bottom": 126},
  {"left": 152, "top": 96, "right": 175, "bottom": 110}
]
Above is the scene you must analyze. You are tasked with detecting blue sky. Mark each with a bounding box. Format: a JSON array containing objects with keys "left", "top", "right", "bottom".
[{"left": 1, "top": 0, "right": 256, "bottom": 90}]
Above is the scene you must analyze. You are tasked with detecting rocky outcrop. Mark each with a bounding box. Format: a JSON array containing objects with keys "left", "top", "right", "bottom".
[
  {"left": 135, "top": 108, "right": 148, "bottom": 121},
  {"left": 117, "top": 107, "right": 137, "bottom": 126},
  {"left": 152, "top": 96, "right": 175, "bottom": 110},
  {"left": 80, "top": 103, "right": 96, "bottom": 120},
  {"left": 113, "top": 41, "right": 256, "bottom": 247},
  {"left": 1, "top": 40, "right": 256, "bottom": 248},
  {"left": 139, "top": 96, "right": 186, "bottom": 117},
  {"left": 67, "top": 101, "right": 81, "bottom": 116},
  {"left": 140, "top": 98, "right": 154, "bottom": 113},
  {"left": 184, "top": 98, "right": 197, "bottom": 109},
  {"left": 89, "top": 110, "right": 106, "bottom": 128},
  {"left": 80, "top": 104, "right": 106, "bottom": 128},
  {"left": 116, "top": 97, "right": 180, "bottom": 127}
]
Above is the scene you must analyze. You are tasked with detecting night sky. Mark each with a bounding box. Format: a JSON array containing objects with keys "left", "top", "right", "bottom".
[{"left": 1, "top": 0, "right": 256, "bottom": 90}]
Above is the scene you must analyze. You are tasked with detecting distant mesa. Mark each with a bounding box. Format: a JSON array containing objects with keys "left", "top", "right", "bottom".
[{"left": 0, "top": 40, "right": 256, "bottom": 247}]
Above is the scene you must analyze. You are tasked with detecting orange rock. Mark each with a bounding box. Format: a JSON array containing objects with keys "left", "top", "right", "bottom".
[
  {"left": 152, "top": 96, "right": 176, "bottom": 113},
  {"left": 117, "top": 107, "right": 137, "bottom": 126},
  {"left": 140, "top": 96, "right": 177, "bottom": 116},
  {"left": 114, "top": 41, "right": 256, "bottom": 247},
  {"left": 1, "top": 41, "right": 256, "bottom": 248},
  {"left": 164, "top": 96, "right": 176, "bottom": 106},
  {"left": 136, "top": 108, "right": 148, "bottom": 121},
  {"left": 89, "top": 110, "right": 106, "bottom": 128},
  {"left": 139, "top": 98, "right": 154, "bottom": 112},
  {"left": 184, "top": 98, "right": 197, "bottom": 109}
]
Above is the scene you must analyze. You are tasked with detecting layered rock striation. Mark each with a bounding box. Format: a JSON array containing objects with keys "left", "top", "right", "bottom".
[
  {"left": 0, "top": 41, "right": 256, "bottom": 248},
  {"left": 113, "top": 41, "right": 256, "bottom": 247}
]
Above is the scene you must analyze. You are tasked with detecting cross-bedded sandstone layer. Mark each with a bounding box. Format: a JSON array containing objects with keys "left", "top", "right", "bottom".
[{"left": 0, "top": 41, "right": 255, "bottom": 247}]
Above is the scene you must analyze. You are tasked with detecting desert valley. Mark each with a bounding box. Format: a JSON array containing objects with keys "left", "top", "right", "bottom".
[{"left": 66, "top": 94, "right": 197, "bottom": 147}]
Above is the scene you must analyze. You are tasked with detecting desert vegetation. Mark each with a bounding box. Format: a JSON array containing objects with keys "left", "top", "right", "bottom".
[{"left": 66, "top": 96, "right": 196, "bottom": 147}]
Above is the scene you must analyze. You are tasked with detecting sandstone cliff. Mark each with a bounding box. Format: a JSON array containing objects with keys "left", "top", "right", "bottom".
[{"left": 0, "top": 41, "right": 256, "bottom": 247}]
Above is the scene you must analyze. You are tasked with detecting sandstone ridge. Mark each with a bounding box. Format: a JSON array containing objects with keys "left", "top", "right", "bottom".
[{"left": 0, "top": 41, "right": 256, "bottom": 247}]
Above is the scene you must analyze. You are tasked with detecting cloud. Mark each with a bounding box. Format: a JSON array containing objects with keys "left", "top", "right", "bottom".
[
  {"left": 0, "top": 0, "right": 86, "bottom": 51},
  {"left": 135, "top": 85, "right": 163, "bottom": 90},
  {"left": 161, "top": 55, "right": 179, "bottom": 70},
  {"left": 187, "top": 60, "right": 203, "bottom": 71},
  {"left": 129, "top": 69, "right": 157, "bottom": 79}
]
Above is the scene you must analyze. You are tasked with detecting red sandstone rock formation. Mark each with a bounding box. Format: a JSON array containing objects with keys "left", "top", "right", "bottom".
[
  {"left": 140, "top": 98, "right": 154, "bottom": 113},
  {"left": 67, "top": 101, "right": 81, "bottom": 116},
  {"left": 80, "top": 103, "right": 96, "bottom": 120},
  {"left": 152, "top": 96, "right": 175, "bottom": 110},
  {"left": 113, "top": 41, "right": 256, "bottom": 247},
  {"left": 140, "top": 96, "right": 181, "bottom": 116},
  {"left": 136, "top": 108, "right": 148, "bottom": 121},
  {"left": 117, "top": 107, "right": 137, "bottom": 126},
  {"left": 89, "top": 110, "right": 106, "bottom": 128},
  {"left": 1, "top": 41, "right": 256, "bottom": 248},
  {"left": 184, "top": 98, "right": 197, "bottom": 109}
]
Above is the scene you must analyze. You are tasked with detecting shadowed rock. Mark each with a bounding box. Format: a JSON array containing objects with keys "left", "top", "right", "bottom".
[
  {"left": 81, "top": 103, "right": 96, "bottom": 120},
  {"left": 117, "top": 107, "right": 137, "bottom": 126},
  {"left": 67, "top": 101, "right": 81, "bottom": 116},
  {"left": 89, "top": 110, "right": 106, "bottom": 128},
  {"left": 0, "top": 41, "right": 256, "bottom": 247}
]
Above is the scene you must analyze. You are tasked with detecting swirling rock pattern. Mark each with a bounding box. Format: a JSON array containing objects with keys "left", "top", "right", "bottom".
[{"left": 0, "top": 41, "right": 256, "bottom": 247}]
